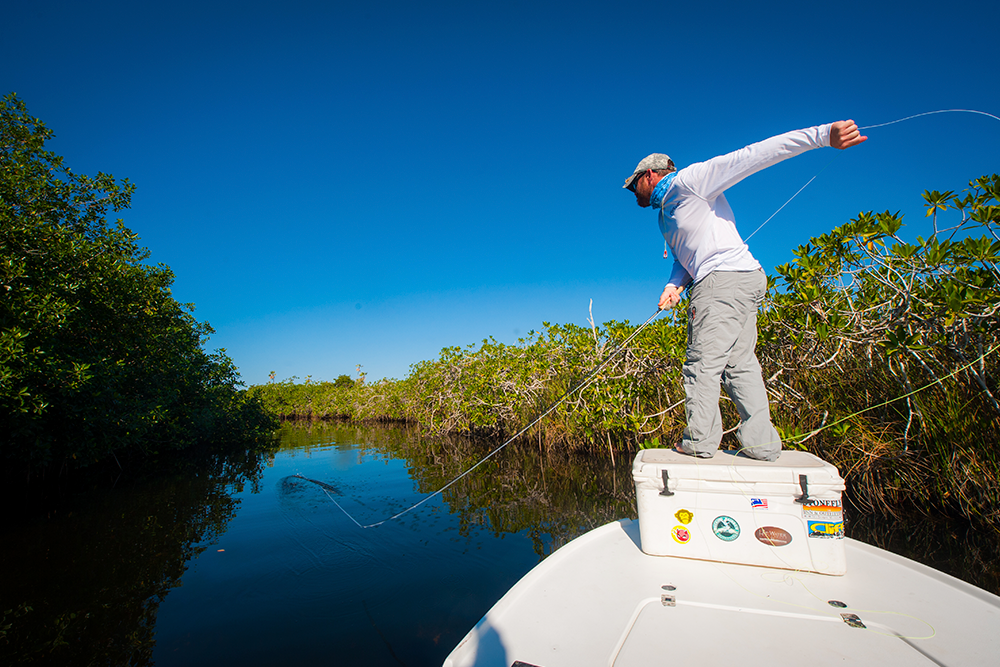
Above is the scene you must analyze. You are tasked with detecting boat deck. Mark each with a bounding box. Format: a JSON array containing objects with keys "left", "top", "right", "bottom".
[{"left": 445, "top": 519, "right": 1000, "bottom": 666}]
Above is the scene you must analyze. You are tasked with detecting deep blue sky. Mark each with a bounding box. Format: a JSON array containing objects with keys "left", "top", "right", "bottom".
[{"left": 4, "top": 0, "right": 998, "bottom": 384}]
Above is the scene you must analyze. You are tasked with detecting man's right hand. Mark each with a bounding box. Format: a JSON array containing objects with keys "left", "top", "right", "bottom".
[
  {"left": 830, "top": 120, "right": 868, "bottom": 150},
  {"left": 658, "top": 285, "right": 684, "bottom": 310}
]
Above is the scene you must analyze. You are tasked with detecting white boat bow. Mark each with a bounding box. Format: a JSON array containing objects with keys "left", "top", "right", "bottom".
[{"left": 445, "top": 518, "right": 1000, "bottom": 666}]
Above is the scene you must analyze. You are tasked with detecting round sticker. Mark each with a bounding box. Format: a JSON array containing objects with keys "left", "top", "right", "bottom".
[
  {"left": 754, "top": 526, "right": 793, "bottom": 547},
  {"left": 712, "top": 515, "right": 740, "bottom": 541},
  {"left": 671, "top": 525, "right": 692, "bottom": 544},
  {"left": 674, "top": 509, "right": 694, "bottom": 524}
]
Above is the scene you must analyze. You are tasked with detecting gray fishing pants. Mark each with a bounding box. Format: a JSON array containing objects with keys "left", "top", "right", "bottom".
[{"left": 677, "top": 269, "right": 781, "bottom": 461}]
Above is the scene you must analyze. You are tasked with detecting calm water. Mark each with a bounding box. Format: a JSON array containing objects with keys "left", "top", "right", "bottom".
[{"left": 2, "top": 423, "right": 997, "bottom": 666}]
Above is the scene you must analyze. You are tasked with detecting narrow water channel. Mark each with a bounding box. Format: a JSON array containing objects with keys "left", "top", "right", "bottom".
[{"left": 2, "top": 422, "right": 997, "bottom": 666}]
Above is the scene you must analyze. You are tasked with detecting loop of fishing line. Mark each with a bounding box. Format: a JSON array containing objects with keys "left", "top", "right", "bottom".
[
  {"left": 859, "top": 109, "right": 1000, "bottom": 130},
  {"left": 796, "top": 340, "right": 1000, "bottom": 443},
  {"left": 301, "top": 107, "right": 998, "bottom": 529}
]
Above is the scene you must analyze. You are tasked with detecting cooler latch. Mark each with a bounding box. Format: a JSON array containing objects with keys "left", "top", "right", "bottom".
[
  {"left": 794, "top": 474, "right": 810, "bottom": 504},
  {"left": 659, "top": 470, "right": 675, "bottom": 496}
]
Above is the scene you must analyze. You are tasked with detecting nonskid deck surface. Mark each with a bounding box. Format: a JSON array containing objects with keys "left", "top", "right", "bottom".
[
  {"left": 636, "top": 447, "right": 833, "bottom": 469},
  {"left": 445, "top": 519, "right": 1000, "bottom": 667}
]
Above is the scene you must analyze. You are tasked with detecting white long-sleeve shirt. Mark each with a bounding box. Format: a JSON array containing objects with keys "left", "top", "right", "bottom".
[{"left": 655, "top": 123, "right": 833, "bottom": 288}]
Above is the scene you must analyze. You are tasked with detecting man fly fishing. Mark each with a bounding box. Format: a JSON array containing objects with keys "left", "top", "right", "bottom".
[{"left": 623, "top": 120, "right": 867, "bottom": 461}]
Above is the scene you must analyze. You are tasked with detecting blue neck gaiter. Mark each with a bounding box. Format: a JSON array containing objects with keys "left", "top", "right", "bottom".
[{"left": 649, "top": 172, "right": 676, "bottom": 209}]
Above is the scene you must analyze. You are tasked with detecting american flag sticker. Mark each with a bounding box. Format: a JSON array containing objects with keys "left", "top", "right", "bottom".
[{"left": 750, "top": 498, "right": 768, "bottom": 509}]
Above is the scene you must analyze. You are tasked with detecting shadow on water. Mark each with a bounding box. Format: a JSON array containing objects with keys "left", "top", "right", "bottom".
[
  {"left": 281, "top": 474, "right": 341, "bottom": 496},
  {"left": 0, "top": 440, "right": 275, "bottom": 666},
  {"left": 2, "top": 421, "right": 998, "bottom": 666}
]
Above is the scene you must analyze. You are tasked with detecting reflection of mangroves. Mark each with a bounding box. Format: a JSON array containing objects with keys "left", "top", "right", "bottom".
[
  {"left": 0, "top": 444, "right": 272, "bottom": 666},
  {"left": 273, "top": 423, "right": 1000, "bottom": 596},
  {"left": 277, "top": 422, "right": 636, "bottom": 557}
]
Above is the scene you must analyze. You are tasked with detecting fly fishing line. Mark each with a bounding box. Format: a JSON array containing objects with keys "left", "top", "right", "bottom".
[
  {"left": 745, "top": 108, "right": 1000, "bottom": 242},
  {"left": 299, "top": 307, "right": 666, "bottom": 528},
  {"left": 301, "top": 107, "right": 999, "bottom": 528}
]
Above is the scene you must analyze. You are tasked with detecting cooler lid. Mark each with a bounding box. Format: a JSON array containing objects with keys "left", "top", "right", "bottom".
[{"left": 632, "top": 448, "right": 843, "bottom": 487}]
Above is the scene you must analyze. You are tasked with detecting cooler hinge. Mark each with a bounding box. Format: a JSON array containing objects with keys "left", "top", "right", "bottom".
[
  {"left": 794, "top": 474, "right": 810, "bottom": 504},
  {"left": 659, "top": 470, "right": 675, "bottom": 496}
]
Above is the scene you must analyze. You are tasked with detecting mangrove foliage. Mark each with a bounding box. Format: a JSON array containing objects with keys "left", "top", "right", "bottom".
[{"left": 0, "top": 93, "right": 275, "bottom": 481}]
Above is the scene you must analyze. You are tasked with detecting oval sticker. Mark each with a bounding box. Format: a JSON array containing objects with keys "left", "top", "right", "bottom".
[
  {"left": 754, "top": 526, "right": 792, "bottom": 547},
  {"left": 671, "top": 526, "right": 692, "bottom": 544}
]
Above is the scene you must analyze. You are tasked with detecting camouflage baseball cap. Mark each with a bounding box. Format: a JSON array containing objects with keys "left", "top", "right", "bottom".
[{"left": 623, "top": 153, "right": 674, "bottom": 189}]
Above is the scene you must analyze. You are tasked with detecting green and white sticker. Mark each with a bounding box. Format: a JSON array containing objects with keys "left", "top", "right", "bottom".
[{"left": 712, "top": 515, "right": 740, "bottom": 542}]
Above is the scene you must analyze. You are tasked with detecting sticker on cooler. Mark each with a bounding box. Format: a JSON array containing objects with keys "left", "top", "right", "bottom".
[
  {"left": 712, "top": 516, "right": 740, "bottom": 542},
  {"left": 754, "top": 526, "right": 792, "bottom": 547},
  {"left": 802, "top": 499, "right": 843, "bottom": 521},
  {"left": 671, "top": 526, "right": 692, "bottom": 544},
  {"left": 808, "top": 520, "right": 845, "bottom": 539}
]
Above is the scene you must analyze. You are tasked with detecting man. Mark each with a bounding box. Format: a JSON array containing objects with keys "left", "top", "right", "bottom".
[{"left": 623, "top": 120, "right": 867, "bottom": 461}]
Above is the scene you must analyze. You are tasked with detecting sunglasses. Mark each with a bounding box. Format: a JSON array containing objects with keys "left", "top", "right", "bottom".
[{"left": 628, "top": 170, "right": 647, "bottom": 193}]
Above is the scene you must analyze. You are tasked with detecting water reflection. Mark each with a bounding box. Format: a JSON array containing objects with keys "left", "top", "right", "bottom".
[
  {"left": 2, "top": 423, "right": 997, "bottom": 667},
  {"left": 278, "top": 421, "right": 636, "bottom": 555}
]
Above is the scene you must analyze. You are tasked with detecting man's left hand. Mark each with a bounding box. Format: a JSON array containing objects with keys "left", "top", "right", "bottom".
[
  {"left": 659, "top": 285, "right": 684, "bottom": 310},
  {"left": 830, "top": 120, "right": 868, "bottom": 150}
]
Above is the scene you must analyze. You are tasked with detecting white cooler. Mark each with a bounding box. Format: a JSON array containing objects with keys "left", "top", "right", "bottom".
[{"left": 632, "top": 448, "right": 847, "bottom": 575}]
